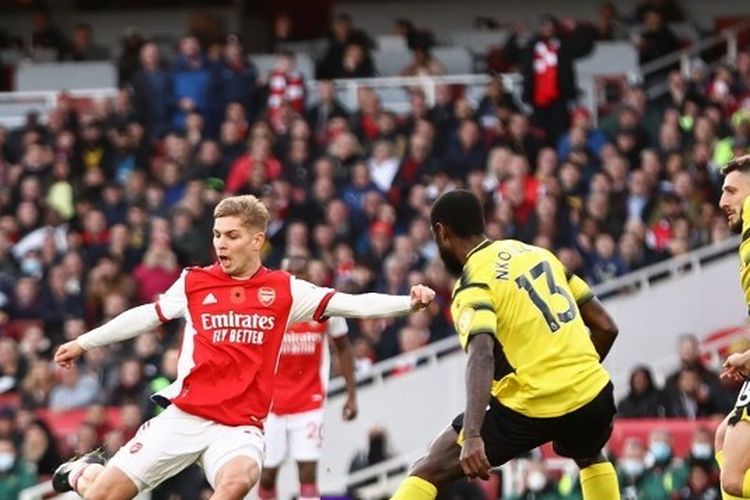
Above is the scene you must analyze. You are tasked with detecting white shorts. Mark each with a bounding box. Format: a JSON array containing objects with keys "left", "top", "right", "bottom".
[
  {"left": 263, "top": 408, "right": 324, "bottom": 468},
  {"left": 109, "top": 404, "right": 265, "bottom": 492}
]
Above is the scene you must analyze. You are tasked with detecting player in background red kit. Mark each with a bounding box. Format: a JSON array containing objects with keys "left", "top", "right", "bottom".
[
  {"left": 259, "top": 254, "right": 358, "bottom": 500},
  {"left": 51, "top": 195, "right": 435, "bottom": 500}
]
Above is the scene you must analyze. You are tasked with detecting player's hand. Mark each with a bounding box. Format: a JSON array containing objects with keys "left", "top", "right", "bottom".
[
  {"left": 722, "top": 352, "right": 750, "bottom": 381},
  {"left": 342, "top": 397, "right": 358, "bottom": 421},
  {"left": 54, "top": 341, "right": 85, "bottom": 369},
  {"left": 410, "top": 285, "right": 435, "bottom": 311},
  {"left": 460, "top": 436, "right": 491, "bottom": 480}
]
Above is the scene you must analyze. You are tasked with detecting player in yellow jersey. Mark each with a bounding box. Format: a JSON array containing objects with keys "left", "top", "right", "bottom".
[
  {"left": 714, "top": 154, "right": 750, "bottom": 499},
  {"left": 391, "top": 190, "right": 621, "bottom": 500}
]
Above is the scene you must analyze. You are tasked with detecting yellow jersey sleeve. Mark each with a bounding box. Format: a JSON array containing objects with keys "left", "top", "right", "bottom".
[
  {"left": 567, "top": 273, "right": 595, "bottom": 305},
  {"left": 454, "top": 283, "right": 498, "bottom": 350}
]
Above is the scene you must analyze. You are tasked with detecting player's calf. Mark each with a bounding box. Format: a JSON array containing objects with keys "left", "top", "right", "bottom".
[{"left": 52, "top": 450, "right": 107, "bottom": 494}]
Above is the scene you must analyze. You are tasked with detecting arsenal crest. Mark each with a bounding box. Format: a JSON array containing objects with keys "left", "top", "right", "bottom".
[{"left": 258, "top": 287, "right": 276, "bottom": 306}]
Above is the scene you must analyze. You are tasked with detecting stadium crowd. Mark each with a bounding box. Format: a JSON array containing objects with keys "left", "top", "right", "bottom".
[{"left": 0, "top": 0, "right": 749, "bottom": 497}]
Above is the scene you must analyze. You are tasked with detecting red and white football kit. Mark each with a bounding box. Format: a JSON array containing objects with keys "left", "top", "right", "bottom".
[
  {"left": 264, "top": 316, "right": 348, "bottom": 467},
  {"left": 75, "top": 263, "right": 410, "bottom": 492}
]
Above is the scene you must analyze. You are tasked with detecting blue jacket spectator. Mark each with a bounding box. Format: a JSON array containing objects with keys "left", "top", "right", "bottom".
[
  {"left": 129, "top": 42, "right": 172, "bottom": 140},
  {"left": 218, "top": 38, "right": 260, "bottom": 121},
  {"left": 170, "top": 36, "right": 220, "bottom": 135}
]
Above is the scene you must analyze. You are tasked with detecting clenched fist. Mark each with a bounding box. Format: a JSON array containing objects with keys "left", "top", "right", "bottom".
[
  {"left": 410, "top": 284, "right": 436, "bottom": 311},
  {"left": 54, "top": 341, "right": 85, "bottom": 369}
]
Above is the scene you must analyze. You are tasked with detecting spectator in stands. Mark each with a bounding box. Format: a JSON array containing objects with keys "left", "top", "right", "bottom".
[
  {"left": 317, "top": 13, "right": 374, "bottom": 79},
  {"left": 132, "top": 239, "right": 180, "bottom": 303},
  {"left": 47, "top": 364, "right": 99, "bottom": 412},
  {"left": 635, "top": 0, "right": 686, "bottom": 23},
  {"left": 66, "top": 23, "right": 109, "bottom": 62},
  {"left": 116, "top": 29, "right": 145, "bottom": 87},
  {"left": 30, "top": 11, "right": 69, "bottom": 61},
  {"left": 399, "top": 31, "right": 445, "bottom": 77},
  {"left": 219, "top": 35, "right": 260, "bottom": 122},
  {"left": 635, "top": 8, "right": 680, "bottom": 83},
  {"left": 648, "top": 428, "right": 686, "bottom": 495},
  {"left": 0, "top": 338, "right": 26, "bottom": 395},
  {"left": 266, "top": 51, "right": 306, "bottom": 134},
  {"left": 509, "top": 459, "right": 560, "bottom": 499},
  {"left": 520, "top": 15, "right": 595, "bottom": 143},
  {"left": 338, "top": 42, "right": 376, "bottom": 78},
  {"left": 618, "top": 437, "right": 667, "bottom": 498},
  {"left": 170, "top": 35, "right": 219, "bottom": 135},
  {"left": 129, "top": 42, "right": 172, "bottom": 140},
  {"left": 665, "top": 334, "right": 730, "bottom": 407},
  {"left": 0, "top": 438, "right": 37, "bottom": 498},
  {"left": 21, "top": 419, "right": 62, "bottom": 475},
  {"left": 20, "top": 359, "right": 55, "bottom": 409},
  {"left": 674, "top": 462, "right": 721, "bottom": 499},
  {"left": 268, "top": 12, "right": 295, "bottom": 54},
  {"left": 595, "top": 2, "right": 627, "bottom": 41},
  {"left": 618, "top": 365, "right": 667, "bottom": 418},
  {"left": 349, "top": 426, "right": 392, "bottom": 473},
  {"left": 664, "top": 366, "right": 725, "bottom": 418},
  {"left": 306, "top": 80, "right": 348, "bottom": 146}
]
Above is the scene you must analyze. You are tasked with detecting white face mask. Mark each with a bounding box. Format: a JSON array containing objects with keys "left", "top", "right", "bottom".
[
  {"left": 692, "top": 443, "right": 713, "bottom": 459},
  {"left": 620, "top": 458, "right": 645, "bottom": 478},
  {"left": 527, "top": 470, "right": 547, "bottom": 492},
  {"left": 0, "top": 453, "right": 15, "bottom": 472}
]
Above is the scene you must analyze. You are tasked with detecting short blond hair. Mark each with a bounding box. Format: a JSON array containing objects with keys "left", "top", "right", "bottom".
[{"left": 214, "top": 195, "right": 270, "bottom": 232}]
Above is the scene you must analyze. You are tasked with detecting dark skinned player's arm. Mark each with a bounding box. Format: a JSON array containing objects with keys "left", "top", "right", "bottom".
[
  {"left": 332, "top": 335, "right": 357, "bottom": 404},
  {"left": 579, "top": 297, "right": 619, "bottom": 362},
  {"left": 566, "top": 271, "right": 619, "bottom": 362},
  {"left": 462, "top": 333, "right": 495, "bottom": 438}
]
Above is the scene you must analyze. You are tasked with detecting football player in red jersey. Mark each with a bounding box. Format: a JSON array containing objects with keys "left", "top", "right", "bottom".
[
  {"left": 259, "top": 255, "right": 358, "bottom": 500},
  {"left": 52, "top": 195, "right": 434, "bottom": 500}
]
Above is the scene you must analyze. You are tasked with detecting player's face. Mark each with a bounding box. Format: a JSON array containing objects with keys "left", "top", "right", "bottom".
[
  {"left": 213, "top": 216, "right": 266, "bottom": 278},
  {"left": 433, "top": 223, "right": 464, "bottom": 276},
  {"left": 720, "top": 171, "right": 750, "bottom": 233}
]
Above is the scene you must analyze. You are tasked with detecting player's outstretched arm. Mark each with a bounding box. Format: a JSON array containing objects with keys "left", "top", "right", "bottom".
[
  {"left": 579, "top": 297, "right": 619, "bottom": 362},
  {"left": 325, "top": 285, "right": 435, "bottom": 319},
  {"left": 460, "top": 333, "right": 494, "bottom": 480},
  {"left": 54, "top": 303, "right": 163, "bottom": 368}
]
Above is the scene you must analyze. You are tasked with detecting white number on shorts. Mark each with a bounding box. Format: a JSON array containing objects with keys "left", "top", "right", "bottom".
[{"left": 306, "top": 422, "right": 324, "bottom": 448}]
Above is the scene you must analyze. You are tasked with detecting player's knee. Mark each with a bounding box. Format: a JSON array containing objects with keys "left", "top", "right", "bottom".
[{"left": 721, "top": 469, "right": 744, "bottom": 496}]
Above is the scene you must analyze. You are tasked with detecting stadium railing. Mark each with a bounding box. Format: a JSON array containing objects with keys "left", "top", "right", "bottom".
[{"left": 642, "top": 19, "right": 750, "bottom": 99}]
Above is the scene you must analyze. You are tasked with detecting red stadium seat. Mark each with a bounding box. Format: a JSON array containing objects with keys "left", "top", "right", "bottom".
[{"left": 538, "top": 418, "right": 721, "bottom": 459}]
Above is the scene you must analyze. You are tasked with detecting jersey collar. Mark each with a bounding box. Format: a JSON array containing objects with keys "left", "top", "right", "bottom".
[{"left": 466, "top": 238, "right": 492, "bottom": 260}]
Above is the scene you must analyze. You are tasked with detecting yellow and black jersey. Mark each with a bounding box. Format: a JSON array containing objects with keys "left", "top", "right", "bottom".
[
  {"left": 740, "top": 196, "right": 750, "bottom": 310},
  {"left": 451, "top": 239, "right": 610, "bottom": 418}
]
